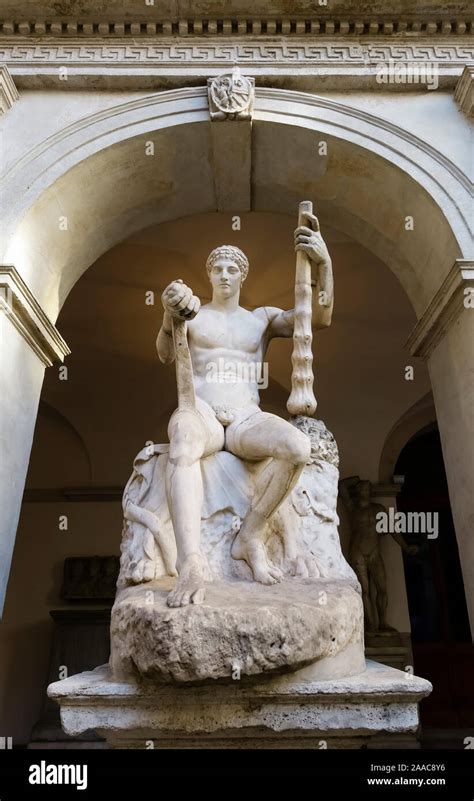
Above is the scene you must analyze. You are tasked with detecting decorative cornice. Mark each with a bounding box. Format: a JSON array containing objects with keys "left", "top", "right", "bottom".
[
  {"left": 2, "top": 40, "right": 472, "bottom": 61},
  {"left": 0, "top": 265, "right": 70, "bottom": 366},
  {"left": 455, "top": 64, "right": 474, "bottom": 116},
  {"left": 0, "top": 64, "right": 18, "bottom": 112},
  {"left": 2, "top": 39, "right": 473, "bottom": 91},
  {"left": 406, "top": 260, "right": 474, "bottom": 359},
  {"left": 0, "top": 18, "right": 472, "bottom": 38}
]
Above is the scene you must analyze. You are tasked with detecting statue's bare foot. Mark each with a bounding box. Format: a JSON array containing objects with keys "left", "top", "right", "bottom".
[
  {"left": 167, "top": 553, "right": 208, "bottom": 607},
  {"left": 232, "top": 536, "right": 283, "bottom": 585},
  {"left": 284, "top": 554, "right": 320, "bottom": 579}
]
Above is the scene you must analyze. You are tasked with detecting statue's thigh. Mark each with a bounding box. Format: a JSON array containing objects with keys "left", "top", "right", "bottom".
[
  {"left": 199, "top": 404, "right": 225, "bottom": 457},
  {"left": 370, "top": 556, "right": 387, "bottom": 591},
  {"left": 353, "top": 559, "right": 370, "bottom": 593},
  {"left": 168, "top": 407, "right": 224, "bottom": 462},
  {"left": 227, "top": 411, "right": 308, "bottom": 462}
]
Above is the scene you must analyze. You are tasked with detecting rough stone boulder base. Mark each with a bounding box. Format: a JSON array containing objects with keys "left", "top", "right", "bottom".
[{"left": 110, "top": 577, "right": 364, "bottom": 683}]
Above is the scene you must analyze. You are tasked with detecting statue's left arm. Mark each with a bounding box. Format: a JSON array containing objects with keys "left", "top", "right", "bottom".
[
  {"left": 371, "top": 502, "right": 419, "bottom": 556},
  {"left": 265, "top": 216, "right": 334, "bottom": 338}
]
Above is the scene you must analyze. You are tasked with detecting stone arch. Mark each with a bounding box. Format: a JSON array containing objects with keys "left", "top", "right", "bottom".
[
  {"left": 379, "top": 393, "right": 437, "bottom": 484},
  {"left": 1, "top": 85, "right": 472, "bottom": 627},
  {"left": 1, "top": 87, "right": 470, "bottom": 322}
]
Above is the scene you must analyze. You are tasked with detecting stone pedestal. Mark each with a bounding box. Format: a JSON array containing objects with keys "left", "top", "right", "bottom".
[{"left": 48, "top": 660, "right": 431, "bottom": 749}]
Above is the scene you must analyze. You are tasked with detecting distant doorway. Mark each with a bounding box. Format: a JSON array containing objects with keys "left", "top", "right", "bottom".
[{"left": 395, "top": 426, "right": 473, "bottom": 730}]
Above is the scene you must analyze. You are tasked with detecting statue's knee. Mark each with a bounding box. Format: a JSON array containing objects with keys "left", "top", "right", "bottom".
[
  {"left": 169, "top": 437, "right": 202, "bottom": 466},
  {"left": 296, "top": 433, "right": 312, "bottom": 465},
  {"left": 357, "top": 573, "right": 370, "bottom": 596},
  {"left": 278, "top": 430, "right": 311, "bottom": 465},
  {"left": 168, "top": 417, "right": 203, "bottom": 466}
]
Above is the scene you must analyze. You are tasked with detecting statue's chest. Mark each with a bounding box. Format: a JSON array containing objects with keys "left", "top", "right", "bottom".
[
  {"left": 355, "top": 508, "right": 376, "bottom": 530},
  {"left": 190, "top": 314, "right": 263, "bottom": 353}
]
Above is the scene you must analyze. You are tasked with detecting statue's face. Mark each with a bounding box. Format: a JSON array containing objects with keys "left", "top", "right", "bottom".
[
  {"left": 357, "top": 482, "right": 371, "bottom": 507},
  {"left": 209, "top": 257, "right": 242, "bottom": 299}
]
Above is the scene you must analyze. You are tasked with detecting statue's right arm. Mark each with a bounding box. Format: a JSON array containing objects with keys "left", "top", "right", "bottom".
[
  {"left": 157, "top": 280, "right": 200, "bottom": 363},
  {"left": 156, "top": 310, "right": 175, "bottom": 364}
]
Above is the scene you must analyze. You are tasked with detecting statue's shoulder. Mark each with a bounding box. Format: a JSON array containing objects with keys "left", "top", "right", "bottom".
[
  {"left": 188, "top": 302, "right": 212, "bottom": 324},
  {"left": 253, "top": 306, "right": 283, "bottom": 324}
]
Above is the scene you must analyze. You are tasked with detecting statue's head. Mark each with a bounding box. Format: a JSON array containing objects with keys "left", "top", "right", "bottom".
[
  {"left": 355, "top": 480, "right": 371, "bottom": 507},
  {"left": 206, "top": 245, "right": 249, "bottom": 300}
]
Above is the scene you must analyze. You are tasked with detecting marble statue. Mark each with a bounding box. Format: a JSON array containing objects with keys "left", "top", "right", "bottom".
[
  {"left": 152, "top": 209, "right": 333, "bottom": 607},
  {"left": 47, "top": 199, "right": 430, "bottom": 743},
  {"left": 341, "top": 478, "right": 418, "bottom": 635},
  {"left": 111, "top": 202, "right": 365, "bottom": 683}
]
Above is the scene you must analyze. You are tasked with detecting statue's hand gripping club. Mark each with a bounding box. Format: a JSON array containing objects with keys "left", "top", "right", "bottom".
[
  {"left": 161, "top": 279, "right": 200, "bottom": 412},
  {"left": 161, "top": 279, "right": 201, "bottom": 322},
  {"left": 287, "top": 201, "right": 333, "bottom": 417},
  {"left": 287, "top": 201, "right": 318, "bottom": 417}
]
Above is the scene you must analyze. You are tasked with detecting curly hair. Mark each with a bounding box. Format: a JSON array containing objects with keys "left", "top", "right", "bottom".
[{"left": 205, "top": 245, "right": 249, "bottom": 282}]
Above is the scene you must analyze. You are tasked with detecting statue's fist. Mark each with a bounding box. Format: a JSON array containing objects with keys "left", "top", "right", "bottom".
[
  {"left": 294, "top": 212, "right": 331, "bottom": 266},
  {"left": 162, "top": 279, "right": 201, "bottom": 320}
]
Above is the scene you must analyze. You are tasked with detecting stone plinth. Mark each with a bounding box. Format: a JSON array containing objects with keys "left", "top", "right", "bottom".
[
  {"left": 110, "top": 577, "right": 364, "bottom": 683},
  {"left": 48, "top": 660, "right": 432, "bottom": 749}
]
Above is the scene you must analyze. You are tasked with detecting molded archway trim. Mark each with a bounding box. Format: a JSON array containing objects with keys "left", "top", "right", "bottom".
[
  {"left": 2, "top": 86, "right": 469, "bottom": 322},
  {"left": 379, "top": 393, "right": 437, "bottom": 484}
]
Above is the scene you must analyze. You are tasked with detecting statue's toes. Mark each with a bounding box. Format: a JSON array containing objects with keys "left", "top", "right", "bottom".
[
  {"left": 191, "top": 587, "right": 205, "bottom": 604},
  {"left": 262, "top": 573, "right": 278, "bottom": 585},
  {"left": 254, "top": 565, "right": 282, "bottom": 585},
  {"left": 166, "top": 589, "right": 182, "bottom": 607},
  {"left": 253, "top": 567, "right": 274, "bottom": 585},
  {"left": 166, "top": 584, "right": 198, "bottom": 607},
  {"left": 268, "top": 565, "right": 284, "bottom": 582}
]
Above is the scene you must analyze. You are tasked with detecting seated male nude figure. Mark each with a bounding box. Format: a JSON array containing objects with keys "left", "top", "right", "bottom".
[{"left": 156, "top": 212, "right": 334, "bottom": 607}]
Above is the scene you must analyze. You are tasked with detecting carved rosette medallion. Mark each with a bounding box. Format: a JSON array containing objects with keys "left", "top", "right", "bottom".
[{"left": 207, "top": 68, "right": 255, "bottom": 121}]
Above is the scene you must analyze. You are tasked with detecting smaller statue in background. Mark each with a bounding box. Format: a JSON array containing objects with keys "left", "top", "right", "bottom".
[{"left": 341, "top": 478, "right": 418, "bottom": 635}]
